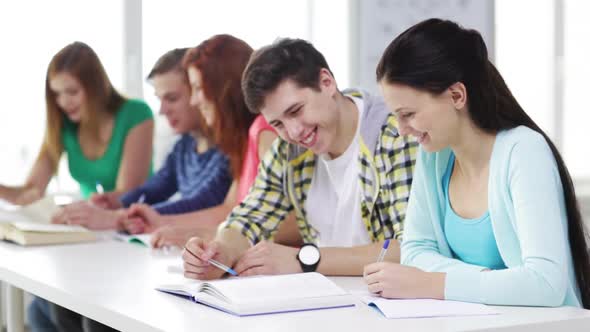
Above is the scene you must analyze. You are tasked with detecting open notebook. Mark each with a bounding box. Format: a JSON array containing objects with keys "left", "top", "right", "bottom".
[
  {"left": 0, "top": 196, "right": 60, "bottom": 224},
  {"left": 361, "top": 296, "right": 499, "bottom": 319},
  {"left": 157, "top": 272, "right": 355, "bottom": 316},
  {"left": 0, "top": 197, "right": 95, "bottom": 246}
]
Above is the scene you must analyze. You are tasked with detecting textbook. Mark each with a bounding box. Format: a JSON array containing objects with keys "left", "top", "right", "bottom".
[
  {"left": 361, "top": 296, "right": 499, "bottom": 319},
  {"left": 0, "top": 221, "right": 96, "bottom": 246},
  {"left": 0, "top": 196, "right": 60, "bottom": 224},
  {"left": 0, "top": 197, "right": 95, "bottom": 246},
  {"left": 156, "top": 272, "right": 355, "bottom": 316}
]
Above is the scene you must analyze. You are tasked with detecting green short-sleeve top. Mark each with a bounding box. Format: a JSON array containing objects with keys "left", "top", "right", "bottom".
[{"left": 62, "top": 99, "right": 154, "bottom": 198}]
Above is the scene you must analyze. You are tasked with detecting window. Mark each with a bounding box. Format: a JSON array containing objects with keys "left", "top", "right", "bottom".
[
  {"left": 4, "top": 1, "right": 586, "bottom": 198},
  {"left": 142, "top": 0, "right": 312, "bottom": 167},
  {"left": 496, "top": 0, "right": 589, "bottom": 182},
  {"left": 495, "top": 0, "right": 555, "bottom": 137},
  {"left": 564, "top": 1, "right": 590, "bottom": 179},
  {"left": 0, "top": 1, "right": 123, "bottom": 194}
]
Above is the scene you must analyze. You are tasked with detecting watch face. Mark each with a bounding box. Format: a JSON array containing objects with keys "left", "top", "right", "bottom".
[{"left": 298, "top": 245, "right": 320, "bottom": 265}]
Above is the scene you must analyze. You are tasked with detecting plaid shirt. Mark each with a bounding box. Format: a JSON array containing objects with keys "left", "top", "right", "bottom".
[{"left": 221, "top": 90, "right": 417, "bottom": 245}]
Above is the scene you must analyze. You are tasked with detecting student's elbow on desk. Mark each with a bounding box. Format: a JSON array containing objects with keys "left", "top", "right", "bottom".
[
  {"left": 518, "top": 263, "right": 567, "bottom": 307},
  {"left": 473, "top": 262, "right": 567, "bottom": 307}
]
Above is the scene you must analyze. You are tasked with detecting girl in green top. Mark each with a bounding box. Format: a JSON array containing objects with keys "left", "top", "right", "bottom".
[
  {"left": 0, "top": 41, "right": 153, "bottom": 209},
  {"left": 0, "top": 42, "right": 154, "bottom": 332}
]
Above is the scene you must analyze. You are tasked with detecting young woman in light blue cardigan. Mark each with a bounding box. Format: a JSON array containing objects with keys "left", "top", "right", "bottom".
[{"left": 364, "top": 18, "right": 590, "bottom": 309}]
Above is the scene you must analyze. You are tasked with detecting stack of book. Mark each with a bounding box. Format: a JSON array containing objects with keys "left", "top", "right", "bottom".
[{"left": 0, "top": 196, "right": 95, "bottom": 246}]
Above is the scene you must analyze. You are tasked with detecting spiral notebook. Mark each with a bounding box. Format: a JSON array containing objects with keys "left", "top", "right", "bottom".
[{"left": 157, "top": 272, "right": 355, "bottom": 316}]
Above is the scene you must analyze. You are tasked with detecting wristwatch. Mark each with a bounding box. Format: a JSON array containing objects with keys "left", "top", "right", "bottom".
[{"left": 297, "top": 243, "right": 321, "bottom": 272}]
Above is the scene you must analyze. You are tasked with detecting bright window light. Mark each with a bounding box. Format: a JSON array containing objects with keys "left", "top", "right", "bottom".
[{"left": 0, "top": 1, "right": 123, "bottom": 194}]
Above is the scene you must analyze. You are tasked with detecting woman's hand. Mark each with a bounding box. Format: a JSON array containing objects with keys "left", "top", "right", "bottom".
[
  {"left": 363, "top": 262, "right": 446, "bottom": 300},
  {"left": 89, "top": 192, "right": 123, "bottom": 209},
  {"left": 51, "top": 201, "right": 122, "bottom": 230},
  {"left": 233, "top": 241, "right": 301, "bottom": 277},
  {"left": 124, "top": 204, "right": 165, "bottom": 234},
  {"left": 182, "top": 237, "right": 231, "bottom": 280},
  {"left": 14, "top": 187, "right": 42, "bottom": 206}
]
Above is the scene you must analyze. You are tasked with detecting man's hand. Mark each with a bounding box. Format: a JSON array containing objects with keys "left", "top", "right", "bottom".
[
  {"left": 182, "top": 237, "right": 232, "bottom": 280},
  {"left": 233, "top": 240, "right": 301, "bottom": 277},
  {"left": 124, "top": 204, "right": 164, "bottom": 233}
]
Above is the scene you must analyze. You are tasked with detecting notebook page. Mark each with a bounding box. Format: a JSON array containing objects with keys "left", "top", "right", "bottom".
[
  {"left": 0, "top": 209, "right": 30, "bottom": 223},
  {"left": 210, "top": 272, "right": 347, "bottom": 304},
  {"left": 0, "top": 200, "right": 31, "bottom": 223},
  {"left": 362, "top": 296, "right": 499, "bottom": 319},
  {"left": 19, "top": 196, "right": 60, "bottom": 223},
  {"left": 0, "top": 199, "right": 17, "bottom": 211},
  {"left": 0, "top": 196, "right": 59, "bottom": 224}
]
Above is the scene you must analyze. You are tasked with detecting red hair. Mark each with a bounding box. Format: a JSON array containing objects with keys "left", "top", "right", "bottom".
[{"left": 183, "top": 35, "right": 255, "bottom": 179}]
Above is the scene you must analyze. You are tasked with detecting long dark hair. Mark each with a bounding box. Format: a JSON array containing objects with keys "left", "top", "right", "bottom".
[{"left": 377, "top": 18, "right": 590, "bottom": 308}]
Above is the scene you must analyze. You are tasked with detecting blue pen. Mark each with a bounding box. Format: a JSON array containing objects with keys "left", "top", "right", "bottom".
[
  {"left": 208, "top": 258, "right": 238, "bottom": 276},
  {"left": 374, "top": 208, "right": 390, "bottom": 262},
  {"left": 95, "top": 181, "right": 104, "bottom": 194},
  {"left": 377, "top": 239, "right": 390, "bottom": 262}
]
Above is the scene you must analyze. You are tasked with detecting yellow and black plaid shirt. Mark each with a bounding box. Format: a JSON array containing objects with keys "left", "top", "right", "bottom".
[{"left": 221, "top": 90, "right": 418, "bottom": 245}]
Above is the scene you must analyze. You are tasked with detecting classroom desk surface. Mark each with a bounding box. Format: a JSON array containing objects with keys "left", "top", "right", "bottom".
[{"left": 1, "top": 238, "right": 590, "bottom": 332}]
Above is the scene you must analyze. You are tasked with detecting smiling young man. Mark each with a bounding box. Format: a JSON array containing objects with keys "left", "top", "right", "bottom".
[{"left": 182, "top": 38, "right": 417, "bottom": 280}]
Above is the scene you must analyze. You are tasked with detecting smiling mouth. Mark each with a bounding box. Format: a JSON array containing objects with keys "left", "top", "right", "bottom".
[{"left": 300, "top": 127, "right": 317, "bottom": 147}]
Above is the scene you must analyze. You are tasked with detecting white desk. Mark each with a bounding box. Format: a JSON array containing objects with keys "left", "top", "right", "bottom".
[{"left": 1, "top": 239, "right": 590, "bottom": 332}]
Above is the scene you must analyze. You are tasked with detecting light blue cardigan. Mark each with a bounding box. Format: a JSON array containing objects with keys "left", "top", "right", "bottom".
[{"left": 401, "top": 126, "right": 582, "bottom": 307}]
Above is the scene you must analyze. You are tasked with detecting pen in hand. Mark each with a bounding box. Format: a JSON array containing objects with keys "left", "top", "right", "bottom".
[
  {"left": 183, "top": 245, "right": 238, "bottom": 277},
  {"left": 208, "top": 258, "right": 238, "bottom": 276},
  {"left": 376, "top": 239, "right": 390, "bottom": 262},
  {"left": 374, "top": 208, "right": 391, "bottom": 262}
]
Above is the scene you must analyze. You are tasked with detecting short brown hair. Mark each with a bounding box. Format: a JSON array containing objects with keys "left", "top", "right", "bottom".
[
  {"left": 241, "top": 38, "right": 334, "bottom": 113},
  {"left": 147, "top": 48, "right": 188, "bottom": 80}
]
